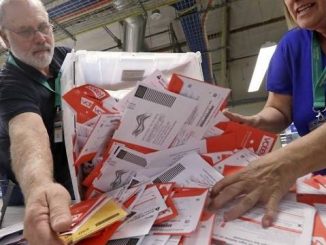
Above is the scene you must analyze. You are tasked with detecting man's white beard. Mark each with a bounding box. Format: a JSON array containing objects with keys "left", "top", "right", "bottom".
[
  {"left": 12, "top": 45, "right": 54, "bottom": 71},
  {"left": 29, "top": 48, "right": 54, "bottom": 69}
]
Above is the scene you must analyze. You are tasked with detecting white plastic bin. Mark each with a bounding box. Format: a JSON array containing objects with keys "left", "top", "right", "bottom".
[{"left": 60, "top": 50, "right": 204, "bottom": 200}]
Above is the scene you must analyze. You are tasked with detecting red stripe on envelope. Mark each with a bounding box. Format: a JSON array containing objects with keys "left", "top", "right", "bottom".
[
  {"left": 304, "top": 177, "right": 321, "bottom": 190},
  {"left": 314, "top": 175, "right": 326, "bottom": 186},
  {"left": 313, "top": 213, "right": 326, "bottom": 240},
  {"left": 75, "top": 152, "right": 97, "bottom": 167},
  {"left": 222, "top": 165, "right": 244, "bottom": 176},
  {"left": 172, "top": 187, "right": 208, "bottom": 198}
]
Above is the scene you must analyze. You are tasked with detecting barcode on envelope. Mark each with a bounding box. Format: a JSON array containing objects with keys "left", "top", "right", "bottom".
[
  {"left": 135, "top": 85, "right": 176, "bottom": 107},
  {"left": 116, "top": 149, "right": 147, "bottom": 167},
  {"left": 108, "top": 237, "right": 140, "bottom": 245},
  {"left": 153, "top": 163, "right": 185, "bottom": 183},
  {"left": 95, "top": 213, "right": 120, "bottom": 227},
  {"left": 153, "top": 223, "right": 172, "bottom": 227},
  {"left": 198, "top": 105, "right": 215, "bottom": 127},
  {"left": 121, "top": 70, "right": 145, "bottom": 81}
]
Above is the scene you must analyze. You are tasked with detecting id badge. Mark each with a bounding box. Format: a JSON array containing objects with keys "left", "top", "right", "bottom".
[
  {"left": 54, "top": 108, "right": 63, "bottom": 143},
  {"left": 309, "top": 115, "right": 326, "bottom": 131}
]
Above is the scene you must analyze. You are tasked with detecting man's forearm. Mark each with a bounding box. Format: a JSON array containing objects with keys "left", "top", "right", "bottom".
[{"left": 9, "top": 112, "right": 54, "bottom": 200}]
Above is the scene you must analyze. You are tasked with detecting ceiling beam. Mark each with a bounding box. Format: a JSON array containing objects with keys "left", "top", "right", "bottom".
[
  {"left": 103, "top": 26, "right": 122, "bottom": 49},
  {"left": 51, "top": 18, "right": 76, "bottom": 42},
  {"left": 150, "top": 16, "right": 285, "bottom": 53},
  {"left": 210, "top": 16, "right": 286, "bottom": 40}
]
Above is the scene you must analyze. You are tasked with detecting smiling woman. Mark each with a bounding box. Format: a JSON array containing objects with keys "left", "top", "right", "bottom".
[
  {"left": 283, "top": 2, "right": 297, "bottom": 29},
  {"left": 207, "top": 0, "right": 326, "bottom": 228}
]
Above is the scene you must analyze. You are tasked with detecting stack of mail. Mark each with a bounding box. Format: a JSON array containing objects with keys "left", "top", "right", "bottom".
[
  {"left": 61, "top": 70, "right": 317, "bottom": 245},
  {"left": 60, "top": 194, "right": 128, "bottom": 244}
]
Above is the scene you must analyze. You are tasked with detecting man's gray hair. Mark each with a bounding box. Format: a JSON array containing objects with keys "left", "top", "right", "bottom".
[{"left": 0, "top": 0, "right": 48, "bottom": 28}]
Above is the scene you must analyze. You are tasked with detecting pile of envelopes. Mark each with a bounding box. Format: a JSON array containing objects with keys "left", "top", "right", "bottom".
[{"left": 59, "top": 70, "right": 318, "bottom": 245}]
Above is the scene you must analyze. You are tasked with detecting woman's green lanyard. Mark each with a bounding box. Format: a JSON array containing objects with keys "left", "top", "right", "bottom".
[
  {"left": 309, "top": 32, "right": 326, "bottom": 130},
  {"left": 7, "top": 54, "right": 62, "bottom": 108}
]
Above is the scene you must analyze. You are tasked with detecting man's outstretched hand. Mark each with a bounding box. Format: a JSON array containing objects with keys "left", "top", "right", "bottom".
[{"left": 23, "top": 183, "right": 72, "bottom": 245}]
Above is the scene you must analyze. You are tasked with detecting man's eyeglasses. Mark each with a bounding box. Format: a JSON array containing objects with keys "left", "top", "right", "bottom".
[{"left": 5, "top": 23, "right": 54, "bottom": 40}]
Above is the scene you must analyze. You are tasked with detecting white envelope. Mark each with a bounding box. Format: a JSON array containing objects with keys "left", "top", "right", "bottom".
[
  {"left": 183, "top": 212, "right": 215, "bottom": 245},
  {"left": 313, "top": 204, "right": 326, "bottom": 245},
  {"left": 93, "top": 145, "right": 149, "bottom": 192},
  {"left": 168, "top": 74, "right": 230, "bottom": 147},
  {"left": 110, "top": 185, "right": 166, "bottom": 240},
  {"left": 114, "top": 70, "right": 168, "bottom": 113},
  {"left": 75, "top": 114, "right": 121, "bottom": 166},
  {"left": 212, "top": 200, "right": 316, "bottom": 245},
  {"left": 144, "top": 141, "right": 207, "bottom": 177},
  {"left": 152, "top": 152, "right": 223, "bottom": 188},
  {"left": 112, "top": 82, "right": 198, "bottom": 151},
  {"left": 165, "top": 236, "right": 182, "bottom": 245},
  {"left": 213, "top": 148, "right": 259, "bottom": 173},
  {"left": 151, "top": 187, "right": 208, "bottom": 235},
  {"left": 142, "top": 234, "right": 171, "bottom": 245}
]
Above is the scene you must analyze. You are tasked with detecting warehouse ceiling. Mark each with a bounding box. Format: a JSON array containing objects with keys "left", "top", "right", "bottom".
[{"left": 1, "top": 0, "right": 288, "bottom": 107}]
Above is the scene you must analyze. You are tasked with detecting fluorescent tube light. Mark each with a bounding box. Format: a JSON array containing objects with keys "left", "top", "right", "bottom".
[{"left": 248, "top": 42, "right": 277, "bottom": 92}]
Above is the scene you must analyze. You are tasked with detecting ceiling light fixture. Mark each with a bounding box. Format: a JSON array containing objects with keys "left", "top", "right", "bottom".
[
  {"left": 150, "top": 9, "right": 162, "bottom": 21},
  {"left": 248, "top": 42, "right": 277, "bottom": 92}
]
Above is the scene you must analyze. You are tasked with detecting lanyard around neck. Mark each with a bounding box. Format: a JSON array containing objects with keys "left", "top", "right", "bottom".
[
  {"left": 7, "top": 54, "right": 61, "bottom": 108},
  {"left": 312, "top": 32, "right": 326, "bottom": 109}
]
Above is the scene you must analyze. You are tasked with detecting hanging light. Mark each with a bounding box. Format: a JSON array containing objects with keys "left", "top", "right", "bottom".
[{"left": 248, "top": 42, "right": 277, "bottom": 92}]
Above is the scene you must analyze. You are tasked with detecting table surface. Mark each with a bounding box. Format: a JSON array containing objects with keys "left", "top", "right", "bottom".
[{"left": 0, "top": 199, "right": 25, "bottom": 228}]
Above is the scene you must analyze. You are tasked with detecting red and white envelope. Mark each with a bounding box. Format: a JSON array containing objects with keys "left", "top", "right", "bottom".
[
  {"left": 296, "top": 174, "right": 326, "bottom": 205},
  {"left": 204, "top": 111, "right": 229, "bottom": 138},
  {"left": 74, "top": 114, "right": 121, "bottom": 167},
  {"left": 200, "top": 151, "right": 234, "bottom": 166},
  {"left": 141, "top": 234, "right": 171, "bottom": 245},
  {"left": 167, "top": 74, "right": 230, "bottom": 147},
  {"left": 212, "top": 148, "right": 259, "bottom": 174},
  {"left": 60, "top": 194, "right": 128, "bottom": 244},
  {"left": 92, "top": 145, "right": 149, "bottom": 193},
  {"left": 312, "top": 204, "right": 326, "bottom": 245},
  {"left": 151, "top": 182, "right": 178, "bottom": 225},
  {"left": 69, "top": 194, "right": 107, "bottom": 228},
  {"left": 212, "top": 200, "right": 315, "bottom": 245},
  {"left": 152, "top": 152, "right": 223, "bottom": 188},
  {"left": 151, "top": 187, "right": 208, "bottom": 235},
  {"left": 109, "top": 185, "right": 167, "bottom": 240},
  {"left": 63, "top": 84, "right": 118, "bottom": 124},
  {"left": 202, "top": 121, "right": 277, "bottom": 155},
  {"left": 112, "top": 82, "right": 198, "bottom": 152},
  {"left": 114, "top": 70, "right": 168, "bottom": 113},
  {"left": 182, "top": 211, "right": 215, "bottom": 245}
]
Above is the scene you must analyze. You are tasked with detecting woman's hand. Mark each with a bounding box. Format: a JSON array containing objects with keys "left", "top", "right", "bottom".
[
  {"left": 223, "top": 109, "right": 261, "bottom": 127},
  {"left": 206, "top": 155, "right": 298, "bottom": 227}
]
